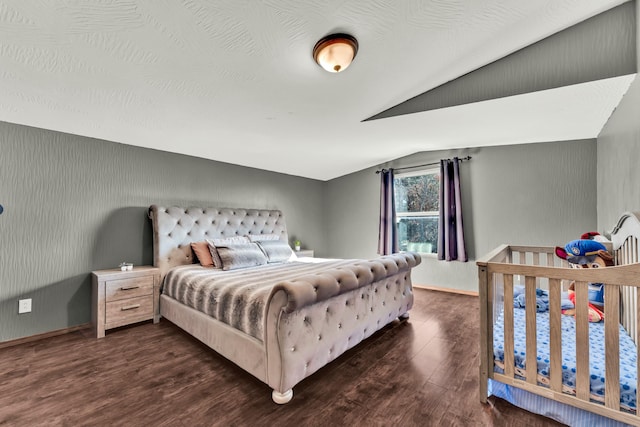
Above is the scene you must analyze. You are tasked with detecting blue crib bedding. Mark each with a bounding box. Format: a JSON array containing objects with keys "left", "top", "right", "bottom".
[{"left": 493, "top": 307, "right": 638, "bottom": 412}]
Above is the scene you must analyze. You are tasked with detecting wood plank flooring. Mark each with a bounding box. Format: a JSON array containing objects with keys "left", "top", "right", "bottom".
[{"left": 0, "top": 289, "right": 565, "bottom": 426}]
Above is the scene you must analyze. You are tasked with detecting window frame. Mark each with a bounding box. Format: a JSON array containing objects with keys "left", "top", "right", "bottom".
[{"left": 394, "top": 168, "right": 440, "bottom": 256}]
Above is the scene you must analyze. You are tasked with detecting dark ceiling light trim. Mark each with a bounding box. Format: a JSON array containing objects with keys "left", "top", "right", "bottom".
[{"left": 313, "top": 33, "right": 358, "bottom": 73}]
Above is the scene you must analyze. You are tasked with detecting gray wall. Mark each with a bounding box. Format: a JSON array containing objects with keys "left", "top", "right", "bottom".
[
  {"left": 0, "top": 121, "right": 327, "bottom": 342},
  {"left": 326, "top": 140, "right": 598, "bottom": 292},
  {"left": 597, "top": 1, "right": 640, "bottom": 231}
]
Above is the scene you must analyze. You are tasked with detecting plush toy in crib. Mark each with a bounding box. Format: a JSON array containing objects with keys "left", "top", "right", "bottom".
[{"left": 555, "top": 233, "right": 613, "bottom": 323}]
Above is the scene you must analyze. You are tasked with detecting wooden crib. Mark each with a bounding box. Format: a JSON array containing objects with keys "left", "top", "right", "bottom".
[{"left": 477, "top": 212, "right": 640, "bottom": 426}]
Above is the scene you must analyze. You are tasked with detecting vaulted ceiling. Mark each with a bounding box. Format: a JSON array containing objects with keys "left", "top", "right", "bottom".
[{"left": 0, "top": 0, "right": 636, "bottom": 180}]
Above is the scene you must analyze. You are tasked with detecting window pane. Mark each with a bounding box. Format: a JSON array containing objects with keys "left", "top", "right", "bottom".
[
  {"left": 397, "top": 216, "right": 438, "bottom": 254},
  {"left": 394, "top": 173, "right": 440, "bottom": 213}
]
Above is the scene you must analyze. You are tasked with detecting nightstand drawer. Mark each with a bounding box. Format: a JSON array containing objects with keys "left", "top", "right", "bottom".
[
  {"left": 105, "top": 295, "right": 153, "bottom": 325},
  {"left": 106, "top": 276, "right": 154, "bottom": 302}
]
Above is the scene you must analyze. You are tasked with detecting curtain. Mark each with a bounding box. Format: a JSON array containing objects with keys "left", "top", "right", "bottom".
[
  {"left": 377, "top": 169, "right": 398, "bottom": 255},
  {"left": 438, "top": 157, "right": 467, "bottom": 262}
]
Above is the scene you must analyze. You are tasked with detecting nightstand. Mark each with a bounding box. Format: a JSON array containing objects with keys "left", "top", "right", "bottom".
[
  {"left": 295, "top": 249, "right": 314, "bottom": 257},
  {"left": 92, "top": 266, "right": 160, "bottom": 338}
]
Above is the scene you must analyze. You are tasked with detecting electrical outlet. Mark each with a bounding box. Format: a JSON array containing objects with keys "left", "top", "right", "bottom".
[{"left": 18, "top": 298, "right": 32, "bottom": 314}]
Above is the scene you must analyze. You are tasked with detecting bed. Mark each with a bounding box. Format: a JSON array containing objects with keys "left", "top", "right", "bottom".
[
  {"left": 477, "top": 212, "right": 640, "bottom": 426},
  {"left": 148, "top": 205, "right": 421, "bottom": 404}
]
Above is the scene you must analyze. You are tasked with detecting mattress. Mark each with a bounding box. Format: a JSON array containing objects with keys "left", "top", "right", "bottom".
[
  {"left": 493, "top": 307, "right": 637, "bottom": 412},
  {"left": 162, "top": 258, "right": 357, "bottom": 341}
]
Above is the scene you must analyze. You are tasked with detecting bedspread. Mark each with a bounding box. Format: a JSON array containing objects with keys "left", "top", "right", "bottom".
[{"left": 163, "top": 259, "right": 362, "bottom": 341}]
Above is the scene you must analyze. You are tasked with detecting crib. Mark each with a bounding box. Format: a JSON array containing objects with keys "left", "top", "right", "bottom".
[{"left": 477, "top": 212, "right": 640, "bottom": 426}]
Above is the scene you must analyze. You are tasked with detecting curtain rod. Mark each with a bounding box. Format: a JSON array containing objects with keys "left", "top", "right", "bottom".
[{"left": 375, "top": 155, "right": 472, "bottom": 174}]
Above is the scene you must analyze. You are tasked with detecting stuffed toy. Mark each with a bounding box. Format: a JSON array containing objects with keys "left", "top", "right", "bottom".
[{"left": 555, "top": 233, "right": 613, "bottom": 323}]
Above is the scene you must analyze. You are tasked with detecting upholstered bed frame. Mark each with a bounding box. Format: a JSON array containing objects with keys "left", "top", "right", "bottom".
[{"left": 149, "top": 205, "right": 421, "bottom": 403}]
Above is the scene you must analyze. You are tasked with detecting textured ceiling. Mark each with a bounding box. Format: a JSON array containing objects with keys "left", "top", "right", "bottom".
[{"left": 0, "top": 0, "right": 634, "bottom": 180}]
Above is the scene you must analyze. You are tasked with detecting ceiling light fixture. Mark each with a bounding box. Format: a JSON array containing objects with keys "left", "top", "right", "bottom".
[{"left": 313, "top": 33, "right": 358, "bottom": 73}]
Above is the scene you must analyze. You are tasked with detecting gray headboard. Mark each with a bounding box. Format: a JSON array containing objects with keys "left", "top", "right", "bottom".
[{"left": 148, "top": 205, "right": 288, "bottom": 279}]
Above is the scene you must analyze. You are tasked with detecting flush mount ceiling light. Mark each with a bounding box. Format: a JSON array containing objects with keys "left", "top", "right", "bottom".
[{"left": 313, "top": 33, "right": 358, "bottom": 73}]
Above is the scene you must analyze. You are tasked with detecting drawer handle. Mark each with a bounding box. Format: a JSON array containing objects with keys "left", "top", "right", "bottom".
[
  {"left": 121, "top": 285, "right": 140, "bottom": 291},
  {"left": 121, "top": 304, "right": 141, "bottom": 311}
]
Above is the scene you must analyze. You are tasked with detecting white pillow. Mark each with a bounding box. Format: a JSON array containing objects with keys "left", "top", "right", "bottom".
[
  {"left": 256, "top": 240, "right": 295, "bottom": 263},
  {"left": 247, "top": 233, "right": 282, "bottom": 242}
]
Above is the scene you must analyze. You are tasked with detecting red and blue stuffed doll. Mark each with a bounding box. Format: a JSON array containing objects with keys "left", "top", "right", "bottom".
[{"left": 555, "top": 234, "right": 613, "bottom": 322}]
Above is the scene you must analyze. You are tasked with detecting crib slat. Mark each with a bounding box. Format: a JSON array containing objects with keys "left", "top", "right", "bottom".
[
  {"left": 504, "top": 274, "right": 515, "bottom": 379},
  {"left": 532, "top": 253, "right": 540, "bottom": 288},
  {"left": 525, "top": 276, "right": 537, "bottom": 385},
  {"left": 604, "top": 284, "right": 620, "bottom": 410},
  {"left": 574, "top": 281, "right": 590, "bottom": 401},
  {"left": 547, "top": 253, "right": 554, "bottom": 268},
  {"left": 548, "top": 278, "right": 562, "bottom": 393},
  {"left": 518, "top": 251, "right": 526, "bottom": 265}
]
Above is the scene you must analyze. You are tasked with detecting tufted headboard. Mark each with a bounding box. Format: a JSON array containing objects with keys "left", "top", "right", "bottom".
[{"left": 148, "top": 205, "right": 289, "bottom": 279}]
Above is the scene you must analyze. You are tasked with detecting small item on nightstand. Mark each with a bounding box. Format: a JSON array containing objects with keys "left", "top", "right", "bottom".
[
  {"left": 119, "top": 262, "right": 134, "bottom": 271},
  {"left": 294, "top": 239, "right": 301, "bottom": 252}
]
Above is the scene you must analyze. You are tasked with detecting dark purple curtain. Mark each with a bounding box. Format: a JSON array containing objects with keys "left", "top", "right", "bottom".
[
  {"left": 438, "top": 158, "right": 467, "bottom": 262},
  {"left": 377, "top": 169, "right": 398, "bottom": 255}
]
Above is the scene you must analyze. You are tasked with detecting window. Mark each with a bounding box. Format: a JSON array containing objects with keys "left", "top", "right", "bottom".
[{"left": 394, "top": 169, "right": 440, "bottom": 254}]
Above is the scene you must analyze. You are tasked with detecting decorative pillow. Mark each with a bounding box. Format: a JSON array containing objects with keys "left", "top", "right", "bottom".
[
  {"left": 207, "top": 236, "right": 251, "bottom": 268},
  {"left": 247, "top": 233, "right": 282, "bottom": 242},
  {"left": 256, "top": 240, "right": 295, "bottom": 263},
  {"left": 191, "top": 241, "right": 214, "bottom": 267},
  {"left": 216, "top": 243, "right": 268, "bottom": 271}
]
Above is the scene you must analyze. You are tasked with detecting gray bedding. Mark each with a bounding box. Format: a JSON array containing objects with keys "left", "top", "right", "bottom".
[{"left": 162, "top": 259, "right": 357, "bottom": 341}]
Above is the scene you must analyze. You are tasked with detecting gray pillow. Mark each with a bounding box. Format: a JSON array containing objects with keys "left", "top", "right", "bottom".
[
  {"left": 216, "top": 243, "right": 268, "bottom": 271},
  {"left": 257, "top": 240, "right": 294, "bottom": 264},
  {"left": 207, "top": 236, "right": 251, "bottom": 268}
]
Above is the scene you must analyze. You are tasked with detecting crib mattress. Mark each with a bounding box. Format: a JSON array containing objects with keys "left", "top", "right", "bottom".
[{"left": 493, "top": 308, "right": 637, "bottom": 412}]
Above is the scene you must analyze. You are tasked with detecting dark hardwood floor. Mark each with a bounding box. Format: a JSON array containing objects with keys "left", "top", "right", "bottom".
[{"left": 0, "top": 289, "right": 565, "bottom": 426}]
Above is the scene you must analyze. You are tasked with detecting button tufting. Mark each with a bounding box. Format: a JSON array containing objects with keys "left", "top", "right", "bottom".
[{"left": 291, "top": 346, "right": 296, "bottom": 352}]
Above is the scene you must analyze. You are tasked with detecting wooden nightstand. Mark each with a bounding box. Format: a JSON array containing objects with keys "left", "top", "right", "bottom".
[
  {"left": 295, "top": 249, "right": 314, "bottom": 257},
  {"left": 92, "top": 266, "right": 160, "bottom": 338}
]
